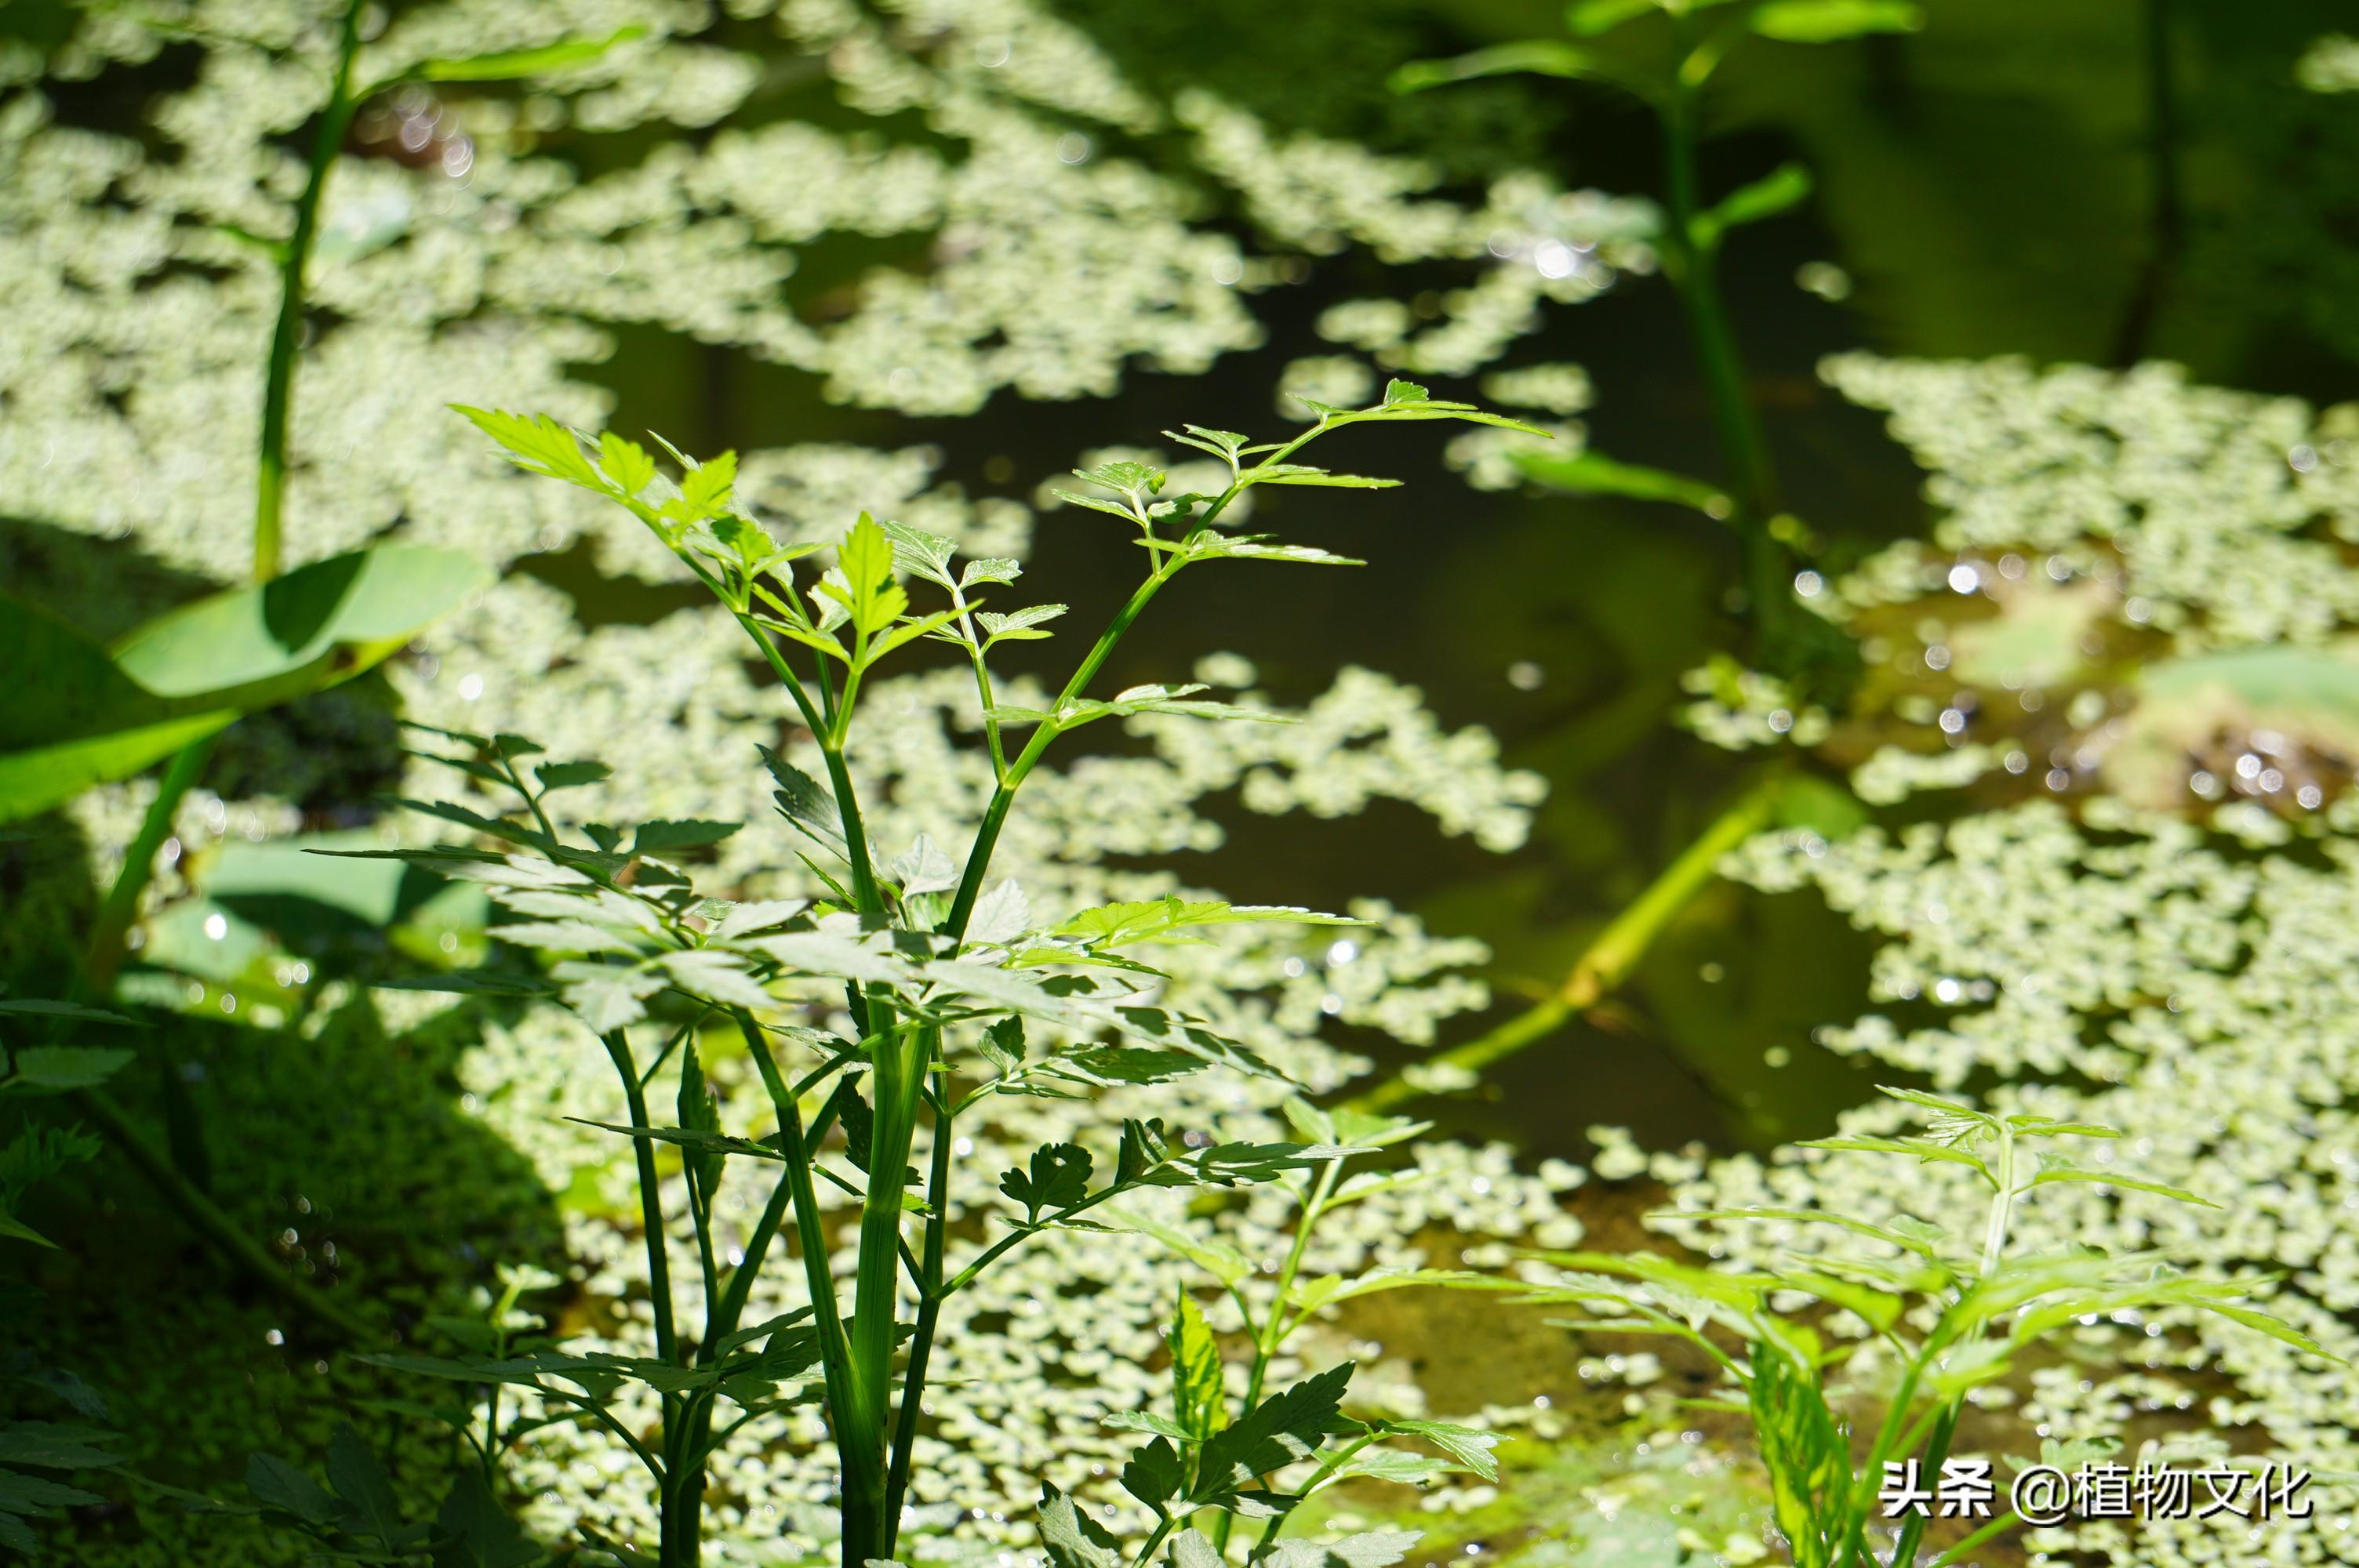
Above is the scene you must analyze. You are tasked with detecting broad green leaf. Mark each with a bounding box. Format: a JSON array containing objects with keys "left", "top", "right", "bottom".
[
  {"left": 1052, "top": 1047, "right": 1203, "bottom": 1085},
  {"left": 1329, "top": 1448, "right": 1459, "bottom": 1486},
  {"left": 1170, "top": 1531, "right": 1224, "bottom": 1568},
  {"left": 1181, "top": 536, "right": 1366, "bottom": 568},
  {"left": 0, "top": 597, "right": 236, "bottom": 822},
  {"left": 960, "top": 557, "right": 1021, "bottom": 589},
  {"left": 881, "top": 520, "right": 960, "bottom": 588},
  {"left": 889, "top": 833, "right": 959, "bottom": 898},
  {"left": 676, "top": 452, "right": 736, "bottom": 520},
  {"left": 1103, "top": 1410, "right": 1189, "bottom": 1439},
  {"left": 0, "top": 1202, "right": 57, "bottom": 1244},
  {"left": 987, "top": 684, "right": 1292, "bottom": 731},
  {"left": 1071, "top": 460, "right": 1165, "bottom": 505},
  {"left": 978, "top": 1016, "right": 1027, "bottom": 1074},
  {"left": 2106, "top": 644, "right": 2359, "bottom": 808},
  {"left": 491, "top": 920, "right": 643, "bottom": 957},
  {"left": 1750, "top": 0, "right": 1923, "bottom": 42},
  {"left": 976, "top": 604, "right": 1068, "bottom": 643},
  {"left": 1565, "top": 0, "right": 1660, "bottom": 34},
  {"left": 1252, "top": 465, "right": 1399, "bottom": 490},
  {"left": 965, "top": 880, "right": 1034, "bottom": 947},
  {"left": 1512, "top": 450, "right": 1729, "bottom": 513},
  {"left": 93, "top": 546, "right": 493, "bottom": 757}
]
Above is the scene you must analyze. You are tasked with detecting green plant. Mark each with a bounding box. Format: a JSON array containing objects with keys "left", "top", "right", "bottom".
[
  {"left": 1065, "top": 1098, "right": 1503, "bottom": 1568},
  {"left": 0, "top": 8, "right": 643, "bottom": 1347},
  {"left": 307, "top": 380, "right": 1543, "bottom": 1568},
  {"left": 1491, "top": 1089, "right": 2334, "bottom": 1568},
  {"left": 1396, "top": 0, "right": 1918, "bottom": 670},
  {"left": 0, "top": 1348, "right": 129, "bottom": 1558}
]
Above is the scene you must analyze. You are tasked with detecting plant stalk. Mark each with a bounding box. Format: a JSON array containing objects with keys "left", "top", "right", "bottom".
[
  {"left": 253, "top": 0, "right": 365, "bottom": 583},
  {"left": 1346, "top": 776, "right": 1777, "bottom": 1113},
  {"left": 67, "top": 1086, "right": 377, "bottom": 1341}
]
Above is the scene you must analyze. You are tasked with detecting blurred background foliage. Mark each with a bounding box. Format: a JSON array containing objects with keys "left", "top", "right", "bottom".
[{"left": 10, "top": 0, "right": 2359, "bottom": 1562}]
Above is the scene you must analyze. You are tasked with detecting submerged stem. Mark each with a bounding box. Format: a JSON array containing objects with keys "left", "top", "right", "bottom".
[{"left": 1347, "top": 776, "right": 1779, "bottom": 1112}]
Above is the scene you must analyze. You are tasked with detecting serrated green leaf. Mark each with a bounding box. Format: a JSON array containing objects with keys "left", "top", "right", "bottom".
[
  {"left": 245, "top": 1453, "right": 336, "bottom": 1525},
  {"left": 6, "top": 1047, "right": 133, "bottom": 1092},
  {"left": 325, "top": 1426, "right": 404, "bottom": 1544},
  {"left": 1379, "top": 1420, "right": 1499, "bottom": 1483},
  {"left": 1038, "top": 1484, "right": 1122, "bottom": 1568},
  {"left": 1193, "top": 1363, "right": 1354, "bottom": 1501},
  {"left": 1001, "top": 1143, "right": 1092, "bottom": 1221},
  {"left": 1170, "top": 1290, "right": 1227, "bottom": 1441}
]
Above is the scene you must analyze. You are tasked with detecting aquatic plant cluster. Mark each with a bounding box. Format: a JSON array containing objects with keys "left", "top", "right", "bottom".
[
  {"left": 8, "top": 2, "right": 2359, "bottom": 1567},
  {"left": 1676, "top": 355, "right": 2359, "bottom": 1568}
]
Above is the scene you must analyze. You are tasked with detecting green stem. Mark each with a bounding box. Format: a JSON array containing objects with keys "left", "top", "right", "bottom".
[
  {"left": 1129, "top": 1517, "right": 1177, "bottom": 1568},
  {"left": 602, "top": 1032, "right": 679, "bottom": 1365},
  {"left": 1212, "top": 1160, "right": 1341, "bottom": 1555},
  {"left": 1662, "top": 45, "right": 1776, "bottom": 526},
  {"left": 253, "top": 0, "right": 365, "bottom": 583},
  {"left": 82, "top": 735, "right": 215, "bottom": 993},
  {"left": 943, "top": 563, "right": 1176, "bottom": 935},
  {"left": 733, "top": 1014, "right": 873, "bottom": 1568},
  {"left": 1921, "top": 1509, "right": 2022, "bottom": 1568},
  {"left": 66, "top": 1087, "right": 377, "bottom": 1342},
  {"left": 881, "top": 1051, "right": 953, "bottom": 1558},
  {"left": 1886, "top": 1403, "right": 1960, "bottom": 1568},
  {"left": 1345, "top": 776, "right": 1778, "bottom": 1113},
  {"left": 600, "top": 1026, "right": 684, "bottom": 1566},
  {"left": 1661, "top": 27, "right": 1792, "bottom": 662}
]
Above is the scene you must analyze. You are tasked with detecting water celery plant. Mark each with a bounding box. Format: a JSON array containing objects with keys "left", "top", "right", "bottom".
[
  {"left": 1492, "top": 1089, "right": 2335, "bottom": 1567},
  {"left": 297, "top": 380, "right": 1544, "bottom": 1567},
  {"left": 1078, "top": 1098, "right": 1501, "bottom": 1568}
]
